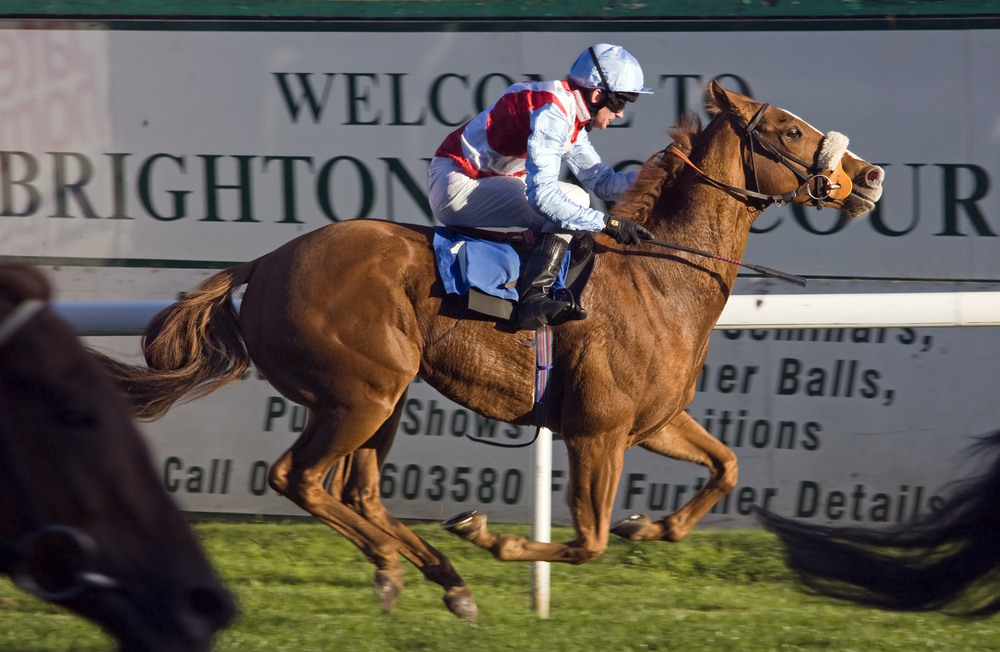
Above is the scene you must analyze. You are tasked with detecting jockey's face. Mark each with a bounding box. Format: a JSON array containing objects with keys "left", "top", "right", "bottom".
[{"left": 587, "top": 89, "right": 626, "bottom": 130}]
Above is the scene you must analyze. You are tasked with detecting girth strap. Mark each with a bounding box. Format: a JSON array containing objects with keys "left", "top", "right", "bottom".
[
  {"left": 462, "top": 325, "right": 553, "bottom": 449},
  {"left": 532, "top": 325, "right": 554, "bottom": 426}
]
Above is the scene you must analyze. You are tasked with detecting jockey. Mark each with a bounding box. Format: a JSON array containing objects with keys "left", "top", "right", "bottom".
[{"left": 428, "top": 43, "right": 654, "bottom": 330}]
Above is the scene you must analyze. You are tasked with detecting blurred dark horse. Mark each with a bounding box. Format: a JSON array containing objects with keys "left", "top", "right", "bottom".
[
  {"left": 0, "top": 263, "right": 235, "bottom": 652},
  {"left": 93, "top": 82, "right": 884, "bottom": 621},
  {"left": 759, "top": 431, "right": 1000, "bottom": 618}
]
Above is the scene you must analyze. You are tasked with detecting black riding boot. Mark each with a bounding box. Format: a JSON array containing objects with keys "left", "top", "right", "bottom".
[{"left": 516, "top": 234, "right": 573, "bottom": 331}]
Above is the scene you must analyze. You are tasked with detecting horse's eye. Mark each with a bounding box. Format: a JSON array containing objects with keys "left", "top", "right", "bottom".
[{"left": 786, "top": 127, "right": 802, "bottom": 141}]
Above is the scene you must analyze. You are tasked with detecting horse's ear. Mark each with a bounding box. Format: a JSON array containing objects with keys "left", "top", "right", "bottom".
[
  {"left": 708, "top": 79, "right": 758, "bottom": 124},
  {"left": 0, "top": 263, "right": 51, "bottom": 303}
]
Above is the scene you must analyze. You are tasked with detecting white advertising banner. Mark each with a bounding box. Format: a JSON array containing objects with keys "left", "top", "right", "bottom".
[{"left": 4, "top": 21, "right": 1000, "bottom": 527}]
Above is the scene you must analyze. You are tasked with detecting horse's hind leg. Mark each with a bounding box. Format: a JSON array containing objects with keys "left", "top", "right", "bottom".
[
  {"left": 267, "top": 404, "right": 423, "bottom": 615},
  {"left": 611, "top": 410, "right": 738, "bottom": 542},
  {"left": 330, "top": 393, "right": 477, "bottom": 621}
]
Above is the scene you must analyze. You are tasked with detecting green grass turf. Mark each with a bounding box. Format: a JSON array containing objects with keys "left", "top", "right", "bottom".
[{"left": 2, "top": 521, "right": 999, "bottom": 651}]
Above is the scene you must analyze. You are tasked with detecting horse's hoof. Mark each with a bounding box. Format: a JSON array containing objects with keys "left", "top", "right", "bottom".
[
  {"left": 444, "top": 587, "right": 478, "bottom": 623},
  {"left": 373, "top": 572, "right": 402, "bottom": 613},
  {"left": 441, "top": 510, "right": 486, "bottom": 542},
  {"left": 611, "top": 513, "right": 653, "bottom": 540}
]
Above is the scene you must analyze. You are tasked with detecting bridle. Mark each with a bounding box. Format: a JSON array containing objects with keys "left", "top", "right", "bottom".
[
  {"left": 0, "top": 298, "right": 118, "bottom": 602},
  {"left": 666, "top": 103, "right": 852, "bottom": 209},
  {"left": 624, "top": 101, "right": 860, "bottom": 287}
]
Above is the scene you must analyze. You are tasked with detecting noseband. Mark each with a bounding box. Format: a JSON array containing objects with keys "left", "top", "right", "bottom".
[
  {"left": 667, "top": 104, "right": 851, "bottom": 209},
  {"left": 0, "top": 299, "right": 119, "bottom": 602}
]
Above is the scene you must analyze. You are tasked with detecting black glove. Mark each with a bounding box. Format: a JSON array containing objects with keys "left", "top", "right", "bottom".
[{"left": 602, "top": 216, "right": 653, "bottom": 245}]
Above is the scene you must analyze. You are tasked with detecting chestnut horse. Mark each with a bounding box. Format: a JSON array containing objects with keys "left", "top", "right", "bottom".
[
  {"left": 758, "top": 430, "right": 1000, "bottom": 618},
  {"left": 96, "top": 82, "right": 884, "bottom": 621},
  {"left": 0, "top": 263, "right": 235, "bottom": 651}
]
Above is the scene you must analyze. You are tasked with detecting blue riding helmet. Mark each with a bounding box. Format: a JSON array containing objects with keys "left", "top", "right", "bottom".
[{"left": 569, "top": 44, "right": 653, "bottom": 96}]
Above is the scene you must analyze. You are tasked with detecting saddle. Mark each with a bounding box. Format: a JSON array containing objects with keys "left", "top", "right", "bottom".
[{"left": 432, "top": 226, "right": 596, "bottom": 326}]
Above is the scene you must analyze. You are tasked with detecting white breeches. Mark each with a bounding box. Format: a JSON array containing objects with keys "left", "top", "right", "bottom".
[{"left": 428, "top": 156, "right": 589, "bottom": 242}]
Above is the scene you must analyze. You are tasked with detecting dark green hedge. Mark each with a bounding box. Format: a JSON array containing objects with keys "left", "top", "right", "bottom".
[{"left": 3, "top": 0, "right": 999, "bottom": 20}]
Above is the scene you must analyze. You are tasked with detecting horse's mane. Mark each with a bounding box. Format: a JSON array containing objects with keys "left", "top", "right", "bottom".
[{"left": 610, "top": 112, "right": 705, "bottom": 226}]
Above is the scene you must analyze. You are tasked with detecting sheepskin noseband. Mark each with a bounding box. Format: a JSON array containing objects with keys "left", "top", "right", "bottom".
[{"left": 815, "top": 131, "right": 852, "bottom": 200}]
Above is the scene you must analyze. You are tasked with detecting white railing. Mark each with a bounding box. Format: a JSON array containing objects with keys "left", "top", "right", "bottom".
[{"left": 54, "top": 292, "right": 1000, "bottom": 336}]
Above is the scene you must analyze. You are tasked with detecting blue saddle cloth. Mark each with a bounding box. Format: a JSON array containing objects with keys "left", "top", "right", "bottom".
[{"left": 432, "top": 227, "right": 570, "bottom": 302}]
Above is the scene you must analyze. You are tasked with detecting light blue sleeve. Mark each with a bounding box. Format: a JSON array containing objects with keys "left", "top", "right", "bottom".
[
  {"left": 564, "top": 128, "right": 638, "bottom": 202},
  {"left": 524, "top": 105, "right": 608, "bottom": 233}
]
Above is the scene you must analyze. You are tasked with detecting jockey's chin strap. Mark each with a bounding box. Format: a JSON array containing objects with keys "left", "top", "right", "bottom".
[{"left": 666, "top": 104, "right": 851, "bottom": 209}]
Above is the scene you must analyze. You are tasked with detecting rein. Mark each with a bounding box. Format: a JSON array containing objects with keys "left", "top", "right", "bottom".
[
  {"left": 642, "top": 236, "right": 807, "bottom": 287},
  {"left": 0, "top": 299, "right": 119, "bottom": 602}
]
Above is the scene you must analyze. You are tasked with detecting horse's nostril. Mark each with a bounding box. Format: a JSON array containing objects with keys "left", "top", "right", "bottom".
[{"left": 867, "top": 168, "right": 884, "bottom": 186}]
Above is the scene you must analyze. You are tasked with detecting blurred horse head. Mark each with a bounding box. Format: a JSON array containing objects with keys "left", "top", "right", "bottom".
[{"left": 0, "top": 263, "right": 235, "bottom": 652}]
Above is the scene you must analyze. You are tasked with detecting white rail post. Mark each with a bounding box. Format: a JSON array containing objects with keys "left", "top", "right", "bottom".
[{"left": 532, "top": 426, "right": 552, "bottom": 618}]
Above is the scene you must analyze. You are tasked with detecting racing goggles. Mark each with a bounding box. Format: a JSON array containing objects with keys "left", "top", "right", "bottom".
[{"left": 603, "top": 91, "right": 639, "bottom": 114}]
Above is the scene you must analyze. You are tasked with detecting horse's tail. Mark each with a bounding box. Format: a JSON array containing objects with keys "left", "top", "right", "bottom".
[
  {"left": 94, "top": 260, "right": 259, "bottom": 420},
  {"left": 756, "top": 430, "right": 1000, "bottom": 617}
]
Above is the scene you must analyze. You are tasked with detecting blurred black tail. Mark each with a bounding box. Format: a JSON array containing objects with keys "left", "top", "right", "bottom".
[{"left": 757, "top": 430, "right": 1000, "bottom": 617}]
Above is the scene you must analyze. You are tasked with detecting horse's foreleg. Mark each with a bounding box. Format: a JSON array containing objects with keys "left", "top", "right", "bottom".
[
  {"left": 612, "top": 410, "right": 737, "bottom": 542},
  {"left": 334, "top": 394, "right": 477, "bottom": 621},
  {"left": 444, "top": 437, "right": 626, "bottom": 565}
]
